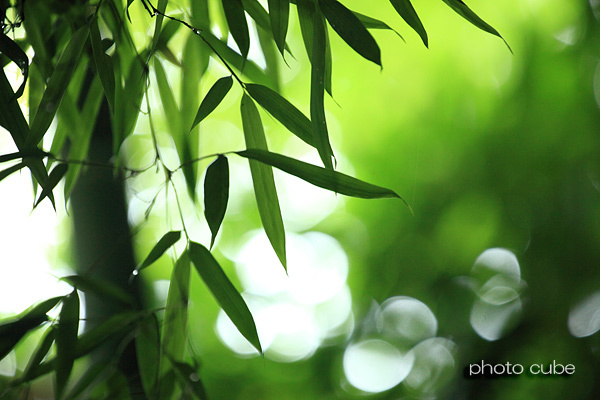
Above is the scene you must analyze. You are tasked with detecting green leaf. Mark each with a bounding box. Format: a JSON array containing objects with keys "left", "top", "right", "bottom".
[
  {"left": 190, "top": 76, "right": 233, "bottom": 131},
  {"left": 204, "top": 155, "right": 229, "bottom": 249},
  {"left": 310, "top": 12, "right": 335, "bottom": 170},
  {"left": 90, "top": 17, "right": 116, "bottom": 111},
  {"left": 268, "top": 0, "right": 290, "bottom": 56},
  {"left": 55, "top": 290, "right": 80, "bottom": 400},
  {"left": 169, "top": 358, "right": 209, "bottom": 400},
  {"left": 353, "top": 11, "right": 404, "bottom": 39},
  {"left": 0, "top": 60, "right": 29, "bottom": 147},
  {"left": 189, "top": 241, "right": 262, "bottom": 353},
  {"left": 76, "top": 312, "right": 142, "bottom": 357},
  {"left": 441, "top": 0, "right": 511, "bottom": 51},
  {"left": 221, "top": 0, "right": 250, "bottom": 61},
  {"left": 136, "top": 314, "right": 161, "bottom": 397},
  {"left": 136, "top": 231, "right": 182, "bottom": 273},
  {"left": 113, "top": 59, "right": 147, "bottom": 154},
  {"left": 27, "top": 26, "right": 89, "bottom": 148},
  {"left": 245, "top": 83, "right": 314, "bottom": 146},
  {"left": 150, "top": 0, "right": 169, "bottom": 56},
  {"left": 0, "top": 162, "right": 26, "bottom": 183},
  {"left": 236, "top": 149, "right": 411, "bottom": 205},
  {"left": 60, "top": 275, "right": 136, "bottom": 307},
  {"left": 0, "top": 149, "right": 48, "bottom": 164},
  {"left": 34, "top": 162, "right": 68, "bottom": 209},
  {"left": 240, "top": 94, "right": 286, "bottom": 269},
  {"left": 389, "top": 0, "right": 428, "bottom": 47},
  {"left": 0, "top": 33, "right": 28, "bottom": 99},
  {"left": 62, "top": 362, "right": 112, "bottom": 400},
  {"left": 21, "top": 327, "right": 56, "bottom": 382},
  {"left": 318, "top": 0, "right": 381, "bottom": 66}
]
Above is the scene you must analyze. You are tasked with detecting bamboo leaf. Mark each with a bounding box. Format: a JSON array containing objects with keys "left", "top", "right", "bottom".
[
  {"left": 0, "top": 162, "right": 26, "bottom": 183},
  {"left": 189, "top": 241, "right": 262, "bottom": 353},
  {"left": 245, "top": 83, "right": 314, "bottom": 146},
  {"left": 318, "top": 0, "right": 381, "bottom": 66},
  {"left": 441, "top": 0, "right": 511, "bottom": 51},
  {"left": 136, "top": 231, "right": 182, "bottom": 273},
  {"left": 90, "top": 17, "right": 116, "bottom": 111},
  {"left": 0, "top": 33, "right": 28, "bottom": 99},
  {"left": 310, "top": 12, "right": 334, "bottom": 170},
  {"left": 389, "top": 0, "right": 428, "bottom": 47},
  {"left": 240, "top": 94, "right": 286, "bottom": 269},
  {"left": 55, "top": 290, "right": 80, "bottom": 400},
  {"left": 136, "top": 314, "right": 161, "bottom": 397},
  {"left": 60, "top": 275, "right": 136, "bottom": 307},
  {"left": 28, "top": 26, "right": 89, "bottom": 148},
  {"left": 169, "top": 358, "right": 209, "bottom": 400},
  {"left": 21, "top": 327, "right": 55, "bottom": 382},
  {"left": 0, "top": 150, "right": 48, "bottom": 164},
  {"left": 353, "top": 11, "right": 404, "bottom": 39},
  {"left": 204, "top": 155, "right": 229, "bottom": 249},
  {"left": 268, "top": 0, "right": 290, "bottom": 56},
  {"left": 113, "top": 59, "right": 147, "bottom": 154},
  {"left": 236, "top": 148, "right": 411, "bottom": 205},
  {"left": 34, "top": 162, "right": 68, "bottom": 209},
  {"left": 221, "top": 0, "right": 250, "bottom": 61},
  {"left": 190, "top": 76, "right": 233, "bottom": 131}
]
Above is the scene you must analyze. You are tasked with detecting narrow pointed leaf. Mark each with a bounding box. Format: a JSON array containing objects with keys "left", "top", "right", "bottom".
[
  {"left": 191, "top": 76, "right": 233, "bottom": 131},
  {"left": 310, "top": 13, "right": 334, "bottom": 170},
  {"left": 221, "top": 0, "right": 250, "bottom": 61},
  {"left": 63, "top": 362, "right": 112, "bottom": 400},
  {"left": 137, "top": 231, "right": 182, "bottom": 273},
  {"left": 55, "top": 290, "right": 80, "bottom": 400},
  {"left": 169, "top": 358, "right": 209, "bottom": 400},
  {"left": 150, "top": 0, "right": 169, "bottom": 55},
  {"left": 28, "top": 26, "right": 89, "bottom": 148},
  {"left": 90, "top": 17, "right": 116, "bottom": 111},
  {"left": 353, "top": 11, "right": 404, "bottom": 39},
  {"left": 21, "top": 327, "right": 56, "bottom": 382},
  {"left": 441, "top": 0, "right": 511, "bottom": 51},
  {"left": 0, "top": 162, "right": 26, "bottom": 183},
  {"left": 204, "top": 155, "right": 229, "bottom": 248},
  {"left": 34, "top": 163, "right": 68, "bottom": 209},
  {"left": 268, "top": 0, "right": 290, "bottom": 56},
  {"left": 60, "top": 275, "right": 136, "bottom": 307},
  {"left": 246, "top": 83, "right": 314, "bottom": 146},
  {"left": 389, "top": 0, "right": 428, "bottom": 47},
  {"left": 318, "top": 0, "right": 381, "bottom": 66},
  {"left": 136, "top": 314, "right": 161, "bottom": 397},
  {"left": 0, "top": 150, "right": 49, "bottom": 164},
  {"left": 113, "top": 59, "right": 147, "bottom": 154},
  {"left": 0, "top": 33, "right": 28, "bottom": 99},
  {"left": 240, "top": 94, "right": 286, "bottom": 269},
  {"left": 189, "top": 241, "right": 262, "bottom": 353},
  {"left": 236, "top": 149, "right": 411, "bottom": 205}
]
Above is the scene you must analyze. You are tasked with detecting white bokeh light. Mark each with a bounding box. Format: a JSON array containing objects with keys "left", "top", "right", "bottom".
[{"left": 568, "top": 290, "right": 600, "bottom": 338}]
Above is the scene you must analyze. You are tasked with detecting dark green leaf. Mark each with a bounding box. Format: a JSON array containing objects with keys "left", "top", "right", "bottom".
[
  {"left": 0, "top": 33, "right": 28, "bottom": 99},
  {"left": 245, "top": 83, "right": 314, "bottom": 146},
  {"left": 236, "top": 148, "right": 411, "bottom": 205},
  {"left": 60, "top": 275, "right": 136, "bottom": 307},
  {"left": 190, "top": 76, "right": 233, "bottom": 131},
  {"left": 204, "top": 155, "right": 229, "bottom": 249},
  {"left": 34, "top": 162, "right": 68, "bottom": 209},
  {"left": 240, "top": 94, "right": 286, "bottom": 269},
  {"left": 318, "top": 0, "right": 381, "bottom": 66},
  {"left": 189, "top": 241, "right": 262, "bottom": 353},
  {"left": 441, "top": 0, "right": 511, "bottom": 51},
  {"left": 22, "top": 327, "right": 55, "bottom": 382},
  {"left": 90, "top": 17, "right": 116, "bottom": 111},
  {"left": 63, "top": 362, "right": 112, "bottom": 400},
  {"left": 268, "top": 0, "right": 290, "bottom": 56},
  {"left": 310, "top": 12, "right": 334, "bottom": 170},
  {"left": 389, "top": 0, "right": 428, "bottom": 47},
  {"left": 221, "top": 0, "right": 250, "bottom": 61},
  {"left": 76, "top": 312, "right": 142, "bottom": 357},
  {"left": 113, "top": 59, "right": 147, "bottom": 154},
  {"left": 0, "top": 60, "right": 29, "bottom": 147},
  {"left": 136, "top": 231, "right": 182, "bottom": 273},
  {"left": 27, "top": 26, "right": 89, "bottom": 148},
  {"left": 242, "top": 0, "right": 272, "bottom": 33},
  {"left": 136, "top": 314, "right": 161, "bottom": 397},
  {"left": 353, "top": 11, "right": 404, "bottom": 39},
  {"left": 169, "top": 358, "right": 209, "bottom": 400},
  {"left": 0, "top": 149, "right": 49, "bottom": 164},
  {"left": 0, "top": 162, "right": 26, "bottom": 183},
  {"left": 55, "top": 290, "right": 80, "bottom": 399}
]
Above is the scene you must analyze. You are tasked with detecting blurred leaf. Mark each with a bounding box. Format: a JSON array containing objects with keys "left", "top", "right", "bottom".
[
  {"left": 0, "top": 149, "right": 48, "bottom": 164},
  {"left": 310, "top": 12, "right": 334, "bottom": 170},
  {"left": 90, "top": 17, "right": 116, "bottom": 111},
  {"left": 63, "top": 362, "right": 112, "bottom": 400},
  {"left": 0, "top": 33, "right": 28, "bottom": 99},
  {"left": 204, "top": 155, "right": 229, "bottom": 249},
  {"left": 34, "top": 163, "right": 68, "bottom": 209},
  {"left": 169, "top": 358, "right": 208, "bottom": 400},
  {"left": 136, "top": 231, "right": 182, "bottom": 274},
  {"left": 441, "top": 0, "right": 511, "bottom": 51},
  {"left": 150, "top": 0, "right": 169, "bottom": 55},
  {"left": 191, "top": 76, "right": 233, "bottom": 131},
  {"left": 113, "top": 59, "right": 147, "bottom": 154},
  {"left": 21, "top": 327, "right": 55, "bottom": 382},
  {"left": 268, "top": 0, "right": 290, "bottom": 56},
  {"left": 60, "top": 275, "right": 136, "bottom": 307},
  {"left": 236, "top": 149, "right": 410, "bottom": 204},
  {"left": 319, "top": 0, "right": 381, "bottom": 66},
  {"left": 136, "top": 314, "right": 161, "bottom": 397},
  {"left": 76, "top": 312, "right": 142, "bottom": 357},
  {"left": 55, "top": 290, "right": 80, "bottom": 399},
  {"left": 0, "top": 162, "right": 26, "bottom": 183},
  {"left": 28, "top": 26, "right": 88, "bottom": 148},
  {"left": 245, "top": 83, "right": 314, "bottom": 146},
  {"left": 189, "top": 241, "right": 262, "bottom": 353},
  {"left": 240, "top": 94, "right": 286, "bottom": 269},
  {"left": 221, "top": 0, "right": 250, "bottom": 61},
  {"left": 389, "top": 0, "right": 428, "bottom": 47}
]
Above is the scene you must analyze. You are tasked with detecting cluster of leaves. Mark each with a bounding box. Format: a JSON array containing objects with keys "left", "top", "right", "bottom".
[{"left": 0, "top": 0, "right": 506, "bottom": 397}]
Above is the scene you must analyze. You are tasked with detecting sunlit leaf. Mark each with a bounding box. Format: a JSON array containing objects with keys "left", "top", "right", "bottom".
[
  {"left": 55, "top": 290, "right": 80, "bottom": 400},
  {"left": 441, "top": 0, "right": 511, "bottom": 51},
  {"left": 136, "top": 314, "right": 161, "bottom": 397},
  {"left": 268, "top": 0, "right": 290, "bottom": 56},
  {"left": 0, "top": 33, "right": 28, "bottom": 99},
  {"left": 60, "top": 275, "right": 136, "bottom": 307},
  {"left": 310, "top": 12, "right": 334, "bottom": 170},
  {"left": 90, "top": 17, "right": 116, "bottom": 111},
  {"left": 136, "top": 231, "right": 182, "bottom": 273},
  {"left": 21, "top": 327, "right": 55, "bottom": 382},
  {"left": 34, "top": 162, "right": 68, "bottom": 209},
  {"left": 188, "top": 241, "right": 262, "bottom": 353},
  {"left": 389, "top": 0, "right": 428, "bottom": 47},
  {"left": 245, "top": 83, "right": 314, "bottom": 146},
  {"left": 204, "top": 155, "right": 229, "bottom": 249},
  {"left": 28, "top": 26, "right": 89, "bottom": 148},
  {"left": 221, "top": 0, "right": 250, "bottom": 61},
  {"left": 190, "top": 76, "right": 233, "bottom": 131},
  {"left": 319, "top": 0, "right": 381, "bottom": 66},
  {"left": 240, "top": 94, "right": 286, "bottom": 269},
  {"left": 150, "top": 0, "right": 169, "bottom": 55}
]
